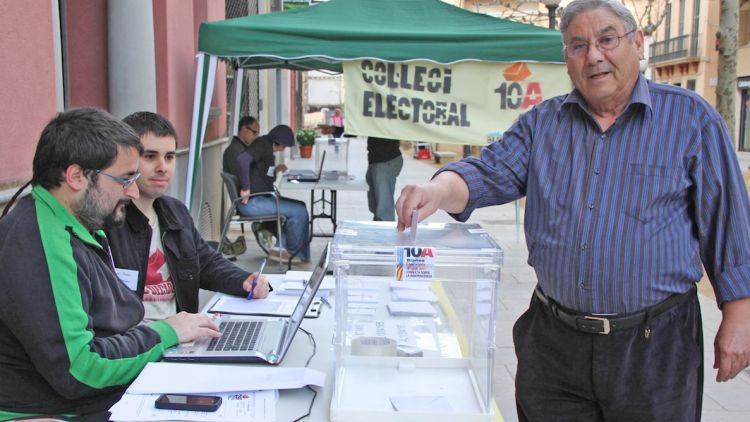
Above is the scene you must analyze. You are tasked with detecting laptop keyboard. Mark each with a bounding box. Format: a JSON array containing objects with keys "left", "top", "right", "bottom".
[{"left": 207, "top": 321, "right": 262, "bottom": 351}]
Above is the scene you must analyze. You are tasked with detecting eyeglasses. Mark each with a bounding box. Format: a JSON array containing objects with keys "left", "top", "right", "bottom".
[
  {"left": 245, "top": 126, "right": 259, "bottom": 135},
  {"left": 564, "top": 30, "right": 636, "bottom": 58},
  {"left": 95, "top": 170, "right": 141, "bottom": 189}
]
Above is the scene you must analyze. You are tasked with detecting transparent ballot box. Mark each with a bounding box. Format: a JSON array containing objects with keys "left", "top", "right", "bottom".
[
  {"left": 330, "top": 221, "right": 503, "bottom": 422},
  {"left": 315, "top": 137, "right": 349, "bottom": 177}
]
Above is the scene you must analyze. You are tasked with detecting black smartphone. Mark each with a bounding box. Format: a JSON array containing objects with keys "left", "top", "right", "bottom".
[{"left": 154, "top": 394, "right": 222, "bottom": 412}]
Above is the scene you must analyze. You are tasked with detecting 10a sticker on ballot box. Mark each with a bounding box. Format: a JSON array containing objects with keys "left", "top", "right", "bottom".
[{"left": 395, "top": 246, "right": 435, "bottom": 281}]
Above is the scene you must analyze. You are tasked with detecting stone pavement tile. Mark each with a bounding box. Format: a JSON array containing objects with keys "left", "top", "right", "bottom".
[
  {"left": 701, "top": 410, "right": 750, "bottom": 422},
  {"left": 703, "top": 376, "right": 750, "bottom": 411},
  {"left": 701, "top": 395, "right": 723, "bottom": 412},
  {"left": 494, "top": 345, "right": 517, "bottom": 364}
]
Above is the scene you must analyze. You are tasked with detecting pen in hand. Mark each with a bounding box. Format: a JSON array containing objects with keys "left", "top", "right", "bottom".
[{"left": 247, "top": 258, "right": 267, "bottom": 300}]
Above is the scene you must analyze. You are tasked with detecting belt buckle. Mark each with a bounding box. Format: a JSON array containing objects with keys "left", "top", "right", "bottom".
[{"left": 581, "top": 316, "right": 611, "bottom": 335}]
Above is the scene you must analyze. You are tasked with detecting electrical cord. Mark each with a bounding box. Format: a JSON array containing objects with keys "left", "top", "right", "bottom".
[{"left": 291, "top": 327, "right": 318, "bottom": 421}]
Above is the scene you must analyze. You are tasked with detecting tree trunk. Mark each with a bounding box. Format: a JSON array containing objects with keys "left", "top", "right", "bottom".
[{"left": 717, "top": 0, "right": 738, "bottom": 143}]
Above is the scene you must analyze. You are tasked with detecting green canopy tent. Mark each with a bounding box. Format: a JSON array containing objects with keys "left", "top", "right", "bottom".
[{"left": 186, "top": 0, "right": 564, "bottom": 211}]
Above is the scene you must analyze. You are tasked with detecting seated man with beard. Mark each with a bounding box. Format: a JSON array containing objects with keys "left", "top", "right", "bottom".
[{"left": 0, "top": 108, "right": 221, "bottom": 420}]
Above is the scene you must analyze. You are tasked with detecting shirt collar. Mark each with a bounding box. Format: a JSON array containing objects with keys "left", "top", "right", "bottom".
[
  {"left": 561, "top": 73, "right": 653, "bottom": 116},
  {"left": 32, "top": 184, "right": 102, "bottom": 248}
]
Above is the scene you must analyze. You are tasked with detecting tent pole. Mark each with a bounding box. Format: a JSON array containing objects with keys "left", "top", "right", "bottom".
[
  {"left": 186, "top": 53, "right": 217, "bottom": 218},
  {"left": 229, "top": 67, "right": 244, "bottom": 137}
]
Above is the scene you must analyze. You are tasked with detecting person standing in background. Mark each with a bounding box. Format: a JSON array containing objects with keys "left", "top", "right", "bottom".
[{"left": 366, "top": 136, "right": 403, "bottom": 221}]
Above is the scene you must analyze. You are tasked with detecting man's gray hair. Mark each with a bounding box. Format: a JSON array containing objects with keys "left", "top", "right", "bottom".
[{"left": 560, "top": 0, "right": 638, "bottom": 37}]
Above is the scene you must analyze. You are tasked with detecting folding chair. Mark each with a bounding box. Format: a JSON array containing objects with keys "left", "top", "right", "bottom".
[{"left": 219, "top": 172, "right": 288, "bottom": 270}]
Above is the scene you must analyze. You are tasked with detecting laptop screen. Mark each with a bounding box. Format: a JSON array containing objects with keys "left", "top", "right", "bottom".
[
  {"left": 315, "top": 150, "right": 327, "bottom": 177},
  {"left": 281, "top": 243, "right": 329, "bottom": 351}
]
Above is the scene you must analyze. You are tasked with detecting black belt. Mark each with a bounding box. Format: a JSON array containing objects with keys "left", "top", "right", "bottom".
[{"left": 534, "top": 286, "right": 696, "bottom": 335}]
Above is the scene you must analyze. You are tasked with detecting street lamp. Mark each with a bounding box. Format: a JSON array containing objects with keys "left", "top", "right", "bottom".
[{"left": 541, "top": 0, "right": 561, "bottom": 29}]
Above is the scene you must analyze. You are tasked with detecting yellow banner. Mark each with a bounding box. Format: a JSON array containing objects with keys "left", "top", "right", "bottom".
[{"left": 343, "top": 60, "right": 571, "bottom": 145}]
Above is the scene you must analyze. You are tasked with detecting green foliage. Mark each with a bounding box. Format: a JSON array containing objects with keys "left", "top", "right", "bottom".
[{"left": 296, "top": 129, "right": 317, "bottom": 146}]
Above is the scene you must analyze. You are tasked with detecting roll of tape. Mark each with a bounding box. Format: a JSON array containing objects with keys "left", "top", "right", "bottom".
[{"left": 351, "top": 336, "right": 398, "bottom": 357}]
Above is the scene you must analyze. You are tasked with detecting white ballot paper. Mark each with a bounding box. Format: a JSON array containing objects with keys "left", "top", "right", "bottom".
[
  {"left": 110, "top": 390, "right": 277, "bottom": 422},
  {"left": 283, "top": 270, "right": 313, "bottom": 282},
  {"left": 208, "top": 294, "right": 321, "bottom": 318},
  {"left": 277, "top": 276, "right": 335, "bottom": 296},
  {"left": 127, "top": 362, "right": 325, "bottom": 394},
  {"left": 386, "top": 301, "right": 437, "bottom": 317},
  {"left": 391, "top": 289, "right": 438, "bottom": 303}
]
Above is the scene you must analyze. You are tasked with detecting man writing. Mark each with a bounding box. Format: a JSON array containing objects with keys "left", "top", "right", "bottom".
[
  {"left": 106, "top": 111, "right": 269, "bottom": 321},
  {"left": 223, "top": 117, "right": 310, "bottom": 263},
  {"left": 396, "top": 1, "right": 750, "bottom": 420},
  {"left": 0, "top": 108, "right": 220, "bottom": 419}
]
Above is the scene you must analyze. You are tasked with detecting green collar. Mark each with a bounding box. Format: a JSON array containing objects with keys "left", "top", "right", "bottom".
[{"left": 32, "top": 185, "right": 104, "bottom": 248}]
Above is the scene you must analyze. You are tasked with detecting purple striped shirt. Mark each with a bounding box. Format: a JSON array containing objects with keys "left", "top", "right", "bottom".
[{"left": 443, "top": 75, "right": 750, "bottom": 313}]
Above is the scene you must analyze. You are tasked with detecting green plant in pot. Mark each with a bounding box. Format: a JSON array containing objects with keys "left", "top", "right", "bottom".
[{"left": 296, "top": 129, "right": 316, "bottom": 158}]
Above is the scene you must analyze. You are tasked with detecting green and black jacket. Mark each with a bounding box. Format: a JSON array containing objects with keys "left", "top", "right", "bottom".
[{"left": 0, "top": 186, "right": 178, "bottom": 419}]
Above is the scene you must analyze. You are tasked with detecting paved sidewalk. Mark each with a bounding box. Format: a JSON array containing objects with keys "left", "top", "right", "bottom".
[{"left": 222, "top": 138, "right": 750, "bottom": 421}]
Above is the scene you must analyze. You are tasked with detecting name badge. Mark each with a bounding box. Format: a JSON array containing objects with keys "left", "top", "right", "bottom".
[{"left": 115, "top": 268, "right": 139, "bottom": 291}]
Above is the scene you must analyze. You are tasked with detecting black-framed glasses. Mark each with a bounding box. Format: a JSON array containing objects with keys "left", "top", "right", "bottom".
[
  {"left": 95, "top": 170, "right": 141, "bottom": 189},
  {"left": 564, "top": 29, "right": 636, "bottom": 58},
  {"left": 245, "top": 126, "right": 259, "bottom": 135}
]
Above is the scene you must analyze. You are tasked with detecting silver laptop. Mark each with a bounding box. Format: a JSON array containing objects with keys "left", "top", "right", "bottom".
[
  {"left": 163, "top": 244, "right": 329, "bottom": 364},
  {"left": 285, "top": 150, "right": 326, "bottom": 182}
]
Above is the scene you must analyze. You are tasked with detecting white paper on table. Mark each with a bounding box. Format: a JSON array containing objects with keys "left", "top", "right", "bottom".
[
  {"left": 386, "top": 301, "right": 436, "bottom": 317},
  {"left": 209, "top": 296, "right": 297, "bottom": 315},
  {"left": 280, "top": 276, "right": 335, "bottom": 291},
  {"left": 283, "top": 270, "right": 312, "bottom": 282},
  {"left": 391, "top": 289, "right": 438, "bottom": 303},
  {"left": 110, "top": 390, "right": 277, "bottom": 422},
  {"left": 127, "top": 363, "right": 325, "bottom": 394}
]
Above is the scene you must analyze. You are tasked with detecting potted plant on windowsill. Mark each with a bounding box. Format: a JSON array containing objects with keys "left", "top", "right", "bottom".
[{"left": 296, "top": 129, "right": 316, "bottom": 158}]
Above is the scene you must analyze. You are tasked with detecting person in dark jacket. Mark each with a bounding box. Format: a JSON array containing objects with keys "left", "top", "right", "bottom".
[
  {"left": 365, "top": 136, "right": 403, "bottom": 221},
  {"left": 106, "top": 112, "right": 269, "bottom": 321},
  {"left": 223, "top": 117, "right": 310, "bottom": 263},
  {"left": 0, "top": 108, "right": 220, "bottom": 420}
]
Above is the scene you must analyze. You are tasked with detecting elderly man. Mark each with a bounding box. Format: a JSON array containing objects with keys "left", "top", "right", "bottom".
[
  {"left": 106, "top": 112, "right": 269, "bottom": 322},
  {"left": 0, "top": 108, "right": 220, "bottom": 419},
  {"left": 395, "top": 1, "right": 750, "bottom": 420}
]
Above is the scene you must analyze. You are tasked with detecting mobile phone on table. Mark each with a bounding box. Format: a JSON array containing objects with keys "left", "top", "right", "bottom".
[{"left": 154, "top": 393, "right": 222, "bottom": 412}]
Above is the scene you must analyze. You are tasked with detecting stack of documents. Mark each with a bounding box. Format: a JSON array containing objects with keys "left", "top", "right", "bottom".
[
  {"left": 387, "top": 280, "right": 437, "bottom": 316},
  {"left": 110, "top": 362, "right": 325, "bottom": 422},
  {"left": 276, "top": 271, "right": 335, "bottom": 296}
]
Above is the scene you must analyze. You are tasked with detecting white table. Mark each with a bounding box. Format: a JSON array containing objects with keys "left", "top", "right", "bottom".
[
  {"left": 203, "top": 274, "right": 335, "bottom": 421},
  {"left": 279, "top": 175, "right": 368, "bottom": 237}
]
